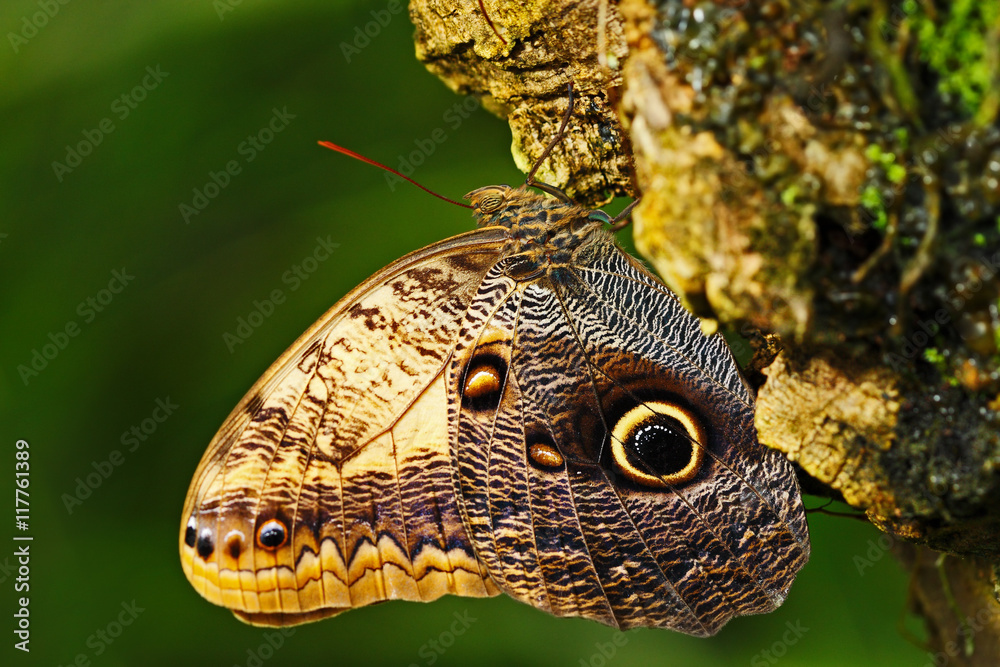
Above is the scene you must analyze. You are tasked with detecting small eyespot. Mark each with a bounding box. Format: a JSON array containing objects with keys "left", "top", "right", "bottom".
[
  {"left": 184, "top": 518, "right": 197, "bottom": 548},
  {"left": 528, "top": 441, "right": 564, "bottom": 469},
  {"left": 257, "top": 519, "right": 287, "bottom": 550},
  {"left": 610, "top": 401, "right": 706, "bottom": 488},
  {"left": 225, "top": 530, "right": 245, "bottom": 560},
  {"left": 196, "top": 528, "right": 215, "bottom": 559},
  {"left": 464, "top": 364, "right": 501, "bottom": 399},
  {"left": 461, "top": 357, "right": 505, "bottom": 411}
]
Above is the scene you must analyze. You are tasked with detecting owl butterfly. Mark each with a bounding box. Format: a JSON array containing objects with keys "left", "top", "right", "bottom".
[{"left": 180, "top": 90, "right": 810, "bottom": 637}]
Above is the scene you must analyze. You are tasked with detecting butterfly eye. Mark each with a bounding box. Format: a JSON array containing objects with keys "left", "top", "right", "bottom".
[
  {"left": 257, "top": 519, "right": 287, "bottom": 550},
  {"left": 609, "top": 401, "right": 706, "bottom": 488},
  {"left": 478, "top": 193, "right": 504, "bottom": 213}
]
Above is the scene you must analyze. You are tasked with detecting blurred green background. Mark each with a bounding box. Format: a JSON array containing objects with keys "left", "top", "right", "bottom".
[{"left": 0, "top": 1, "right": 926, "bottom": 665}]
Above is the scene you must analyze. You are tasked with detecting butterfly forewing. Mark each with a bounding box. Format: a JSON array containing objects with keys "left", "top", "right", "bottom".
[{"left": 181, "top": 229, "right": 507, "bottom": 625}]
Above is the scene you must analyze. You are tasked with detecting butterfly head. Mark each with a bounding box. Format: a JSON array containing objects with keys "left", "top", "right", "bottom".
[{"left": 465, "top": 184, "right": 516, "bottom": 227}]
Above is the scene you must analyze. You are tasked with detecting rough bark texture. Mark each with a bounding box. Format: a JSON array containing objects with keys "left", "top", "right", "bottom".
[
  {"left": 411, "top": 0, "right": 634, "bottom": 203},
  {"left": 409, "top": 0, "right": 1000, "bottom": 661}
]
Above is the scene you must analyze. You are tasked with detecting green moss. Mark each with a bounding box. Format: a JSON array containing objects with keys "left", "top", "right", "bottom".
[
  {"left": 861, "top": 184, "right": 889, "bottom": 230},
  {"left": 780, "top": 183, "right": 800, "bottom": 206},
  {"left": 910, "top": 0, "right": 1000, "bottom": 115},
  {"left": 893, "top": 126, "right": 910, "bottom": 149},
  {"left": 887, "top": 163, "right": 907, "bottom": 184},
  {"left": 996, "top": 298, "right": 1000, "bottom": 351},
  {"left": 924, "top": 347, "right": 945, "bottom": 364},
  {"left": 923, "top": 349, "right": 962, "bottom": 385},
  {"left": 866, "top": 144, "right": 908, "bottom": 185}
]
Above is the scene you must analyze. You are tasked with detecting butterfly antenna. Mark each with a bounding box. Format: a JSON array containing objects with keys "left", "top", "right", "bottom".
[
  {"left": 318, "top": 141, "right": 472, "bottom": 209},
  {"left": 608, "top": 199, "right": 639, "bottom": 231},
  {"left": 478, "top": 0, "right": 507, "bottom": 45},
  {"left": 525, "top": 82, "right": 575, "bottom": 187}
]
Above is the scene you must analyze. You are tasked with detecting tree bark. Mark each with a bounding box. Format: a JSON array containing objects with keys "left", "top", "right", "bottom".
[{"left": 408, "top": 0, "right": 1000, "bottom": 662}]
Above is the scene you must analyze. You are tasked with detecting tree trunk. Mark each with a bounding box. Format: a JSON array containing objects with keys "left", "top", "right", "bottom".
[{"left": 408, "top": 0, "right": 1000, "bottom": 663}]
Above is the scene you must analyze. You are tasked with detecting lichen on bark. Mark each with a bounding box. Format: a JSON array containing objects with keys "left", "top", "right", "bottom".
[{"left": 411, "top": 0, "right": 635, "bottom": 203}]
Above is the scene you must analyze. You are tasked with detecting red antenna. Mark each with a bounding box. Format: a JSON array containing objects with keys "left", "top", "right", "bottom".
[
  {"left": 318, "top": 141, "right": 472, "bottom": 209},
  {"left": 478, "top": 0, "right": 507, "bottom": 45}
]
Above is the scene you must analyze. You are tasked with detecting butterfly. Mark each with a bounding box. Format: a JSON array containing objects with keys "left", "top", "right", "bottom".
[{"left": 179, "top": 98, "right": 810, "bottom": 637}]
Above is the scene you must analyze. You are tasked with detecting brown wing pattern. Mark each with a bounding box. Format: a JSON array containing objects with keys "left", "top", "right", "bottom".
[
  {"left": 180, "top": 229, "right": 507, "bottom": 626},
  {"left": 182, "top": 184, "right": 809, "bottom": 635},
  {"left": 448, "top": 228, "right": 809, "bottom": 636}
]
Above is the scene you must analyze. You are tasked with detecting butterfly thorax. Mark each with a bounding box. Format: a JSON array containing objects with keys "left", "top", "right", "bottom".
[{"left": 465, "top": 185, "right": 611, "bottom": 271}]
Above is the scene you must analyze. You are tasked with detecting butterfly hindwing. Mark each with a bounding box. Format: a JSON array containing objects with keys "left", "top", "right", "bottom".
[{"left": 449, "top": 224, "right": 809, "bottom": 635}]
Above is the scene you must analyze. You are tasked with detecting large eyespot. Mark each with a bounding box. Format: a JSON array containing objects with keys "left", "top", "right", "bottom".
[
  {"left": 461, "top": 355, "right": 506, "bottom": 412},
  {"left": 610, "top": 401, "right": 706, "bottom": 488},
  {"left": 257, "top": 519, "right": 287, "bottom": 550}
]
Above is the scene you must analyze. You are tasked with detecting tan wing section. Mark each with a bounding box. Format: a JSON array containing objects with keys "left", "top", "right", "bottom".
[{"left": 180, "top": 228, "right": 507, "bottom": 626}]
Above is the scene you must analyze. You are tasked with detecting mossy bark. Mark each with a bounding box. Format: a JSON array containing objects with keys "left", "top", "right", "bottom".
[{"left": 408, "top": 0, "right": 1000, "bottom": 662}]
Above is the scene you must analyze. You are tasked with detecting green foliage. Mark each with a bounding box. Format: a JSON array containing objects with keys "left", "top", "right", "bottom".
[{"left": 911, "top": 0, "right": 1000, "bottom": 114}]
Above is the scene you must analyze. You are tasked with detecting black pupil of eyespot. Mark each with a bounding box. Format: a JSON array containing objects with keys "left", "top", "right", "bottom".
[
  {"left": 627, "top": 416, "right": 694, "bottom": 477},
  {"left": 260, "top": 524, "right": 284, "bottom": 548},
  {"left": 184, "top": 524, "right": 197, "bottom": 547}
]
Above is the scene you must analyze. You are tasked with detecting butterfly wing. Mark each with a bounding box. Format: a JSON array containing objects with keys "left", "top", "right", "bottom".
[
  {"left": 180, "top": 227, "right": 508, "bottom": 626},
  {"left": 449, "top": 234, "right": 810, "bottom": 636}
]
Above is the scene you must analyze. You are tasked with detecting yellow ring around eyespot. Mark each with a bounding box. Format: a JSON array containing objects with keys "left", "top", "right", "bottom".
[{"left": 609, "top": 401, "right": 705, "bottom": 488}]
